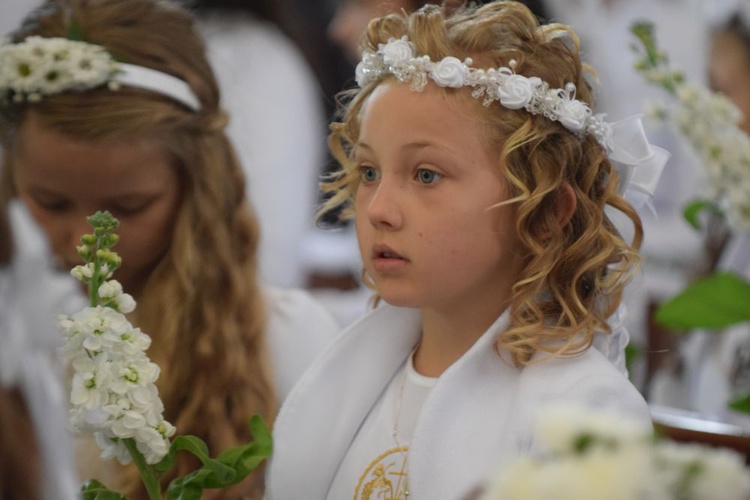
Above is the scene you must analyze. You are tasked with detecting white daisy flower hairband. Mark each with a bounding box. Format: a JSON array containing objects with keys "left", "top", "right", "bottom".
[
  {"left": 355, "top": 36, "right": 671, "bottom": 206},
  {"left": 0, "top": 36, "right": 200, "bottom": 111}
]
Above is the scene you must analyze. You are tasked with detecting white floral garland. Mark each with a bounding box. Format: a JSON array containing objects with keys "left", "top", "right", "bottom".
[
  {"left": 0, "top": 36, "right": 118, "bottom": 103},
  {"left": 355, "top": 36, "right": 614, "bottom": 153},
  {"left": 0, "top": 36, "right": 200, "bottom": 110}
]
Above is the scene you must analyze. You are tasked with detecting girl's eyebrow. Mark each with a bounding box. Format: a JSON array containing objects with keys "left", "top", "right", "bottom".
[{"left": 356, "top": 141, "right": 455, "bottom": 154}]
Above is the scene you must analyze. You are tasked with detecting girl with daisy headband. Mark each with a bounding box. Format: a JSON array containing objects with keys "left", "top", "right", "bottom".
[
  {"left": 0, "top": 0, "right": 339, "bottom": 498},
  {"left": 267, "top": 2, "right": 667, "bottom": 499}
]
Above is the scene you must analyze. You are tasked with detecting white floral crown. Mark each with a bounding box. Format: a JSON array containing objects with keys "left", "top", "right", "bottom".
[
  {"left": 356, "top": 36, "right": 613, "bottom": 153},
  {"left": 0, "top": 36, "right": 200, "bottom": 111},
  {"left": 355, "top": 36, "right": 671, "bottom": 209}
]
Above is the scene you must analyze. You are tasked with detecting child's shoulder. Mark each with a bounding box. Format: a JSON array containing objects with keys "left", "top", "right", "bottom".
[
  {"left": 524, "top": 345, "right": 625, "bottom": 381},
  {"left": 517, "top": 347, "right": 650, "bottom": 424}
]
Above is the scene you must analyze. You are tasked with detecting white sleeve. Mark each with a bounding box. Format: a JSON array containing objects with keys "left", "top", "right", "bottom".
[{"left": 264, "top": 287, "right": 342, "bottom": 402}]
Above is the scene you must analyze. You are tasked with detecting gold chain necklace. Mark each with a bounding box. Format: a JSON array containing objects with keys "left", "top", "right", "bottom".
[{"left": 391, "top": 360, "right": 411, "bottom": 499}]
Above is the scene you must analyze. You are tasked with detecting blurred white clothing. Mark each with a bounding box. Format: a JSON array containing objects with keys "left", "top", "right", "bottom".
[
  {"left": 0, "top": 202, "right": 82, "bottom": 500},
  {"left": 0, "top": 0, "right": 36, "bottom": 37},
  {"left": 199, "top": 13, "right": 327, "bottom": 288},
  {"left": 547, "top": 0, "right": 710, "bottom": 353}
]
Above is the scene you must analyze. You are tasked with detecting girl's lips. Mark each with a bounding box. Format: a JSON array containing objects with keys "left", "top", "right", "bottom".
[{"left": 371, "top": 245, "right": 408, "bottom": 273}]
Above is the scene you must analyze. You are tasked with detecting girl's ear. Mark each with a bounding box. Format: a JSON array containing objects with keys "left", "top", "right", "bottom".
[{"left": 555, "top": 182, "right": 577, "bottom": 227}]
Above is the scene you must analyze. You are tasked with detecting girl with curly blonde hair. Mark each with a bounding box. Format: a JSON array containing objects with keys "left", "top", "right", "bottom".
[
  {"left": 0, "top": 0, "right": 338, "bottom": 498},
  {"left": 267, "top": 2, "right": 667, "bottom": 499}
]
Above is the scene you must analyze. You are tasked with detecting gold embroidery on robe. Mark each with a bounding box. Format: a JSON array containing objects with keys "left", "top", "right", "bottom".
[{"left": 354, "top": 446, "right": 409, "bottom": 500}]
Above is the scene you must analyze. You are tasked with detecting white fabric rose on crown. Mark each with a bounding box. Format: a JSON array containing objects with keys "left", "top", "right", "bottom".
[
  {"left": 498, "top": 72, "right": 542, "bottom": 110},
  {"left": 557, "top": 83, "right": 591, "bottom": 132},
  {"left": 381, "top": 36, "right": 415, "bottom": 66},
  {"left": 430, "top": 56, "right": 469, "bottom": 88}
]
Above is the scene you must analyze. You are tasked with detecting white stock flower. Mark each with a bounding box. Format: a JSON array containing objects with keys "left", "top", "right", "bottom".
[
  {"left": 94, "top": 430, "right": 132, "bottom": 464},
  {"left": 534, "top": 404, "right": 650, "bottom": 455},
  {"left": 71, "top": 406, "right": 111, "bottom": 433},
  {"left": 380, "top": 37, "right": 414, "bottom": 66},
  {"left": 649, "top": 68, "right": 750, "bottom": 232},
  {"left": 115, "top": 292, "right": 136, "bottom": 314},
  {"left": 429, "top": 57, "right": 468, "bottom": 88},
  {"left": 70, "top": 357, "right": 113, "bottom": 409},
  {"left": 70, "top": 263, "right": 94, "bottom": 281},
  {"left": 135, "top": 422, "right": 175, "bottom": 464},
  {"left": 98, "top": 280, "right": 123, "bottom": 300},
  {"left": 497, "top": 74, "right": 541, "bottom": 110},
  {"left": 98, "top": 280, "right": 136, "bottom": 313},
  {"left": 60, "top": 306, "right": 132, "bottom": 355},
  {"left": 109, "top": 409, "right": 148, "bottom": 439},
  {"left": 62, "top": 298, "right": 173, "bottom": 464},
  {"left": 480, "top": 404, "right": 750, "bottom": 500}
]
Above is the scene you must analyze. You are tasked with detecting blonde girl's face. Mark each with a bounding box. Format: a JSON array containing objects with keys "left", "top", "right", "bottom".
[
  {"left": 354, "top": 81, "right": 525, "bottom": 315},
  {"left": 14, "top": 113, "right": 182, "bottom": 297}
]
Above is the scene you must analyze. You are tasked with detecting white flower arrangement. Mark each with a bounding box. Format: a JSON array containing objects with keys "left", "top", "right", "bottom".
[
  {"left": 58, "top": 211, "right": 271, "bottom": 500},
  {"left": 0, "top": 36, "right": 119, "bottom": 104},
  {"left": 631, "top": 21, "right": 750, "bottom": 233},
  {"left": 479, "top": 405, "right": 750, "bottom": 500},
  {"left": 0, "top": 35, "right": 201, "bottom": 111},
  {"left": 355, "top": 36, "right": 614, "bottom": 153}
]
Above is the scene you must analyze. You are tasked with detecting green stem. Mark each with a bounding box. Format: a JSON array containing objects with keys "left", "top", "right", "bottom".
[{"left": 123, "top": 438, "right": 163, "bottom": 500}]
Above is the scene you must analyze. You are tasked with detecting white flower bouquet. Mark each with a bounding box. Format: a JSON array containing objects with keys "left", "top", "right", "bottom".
[
  {"left": 630, "top": 21, "right": 750, "bottom": 415},
  {"left": 630, "top": 21, "right": 750, "bottom": 234},
  {"left": 479, "top": 405, "right": 750, "bottom": 500},
  {"left": 59, "top": 211, "right": 271, "bottom": 500}
]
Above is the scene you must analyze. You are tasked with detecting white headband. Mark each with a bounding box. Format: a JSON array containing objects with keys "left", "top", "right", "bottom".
[
  {"left": 356, "top": 36, "right": 670, "bottom": 208},
  {"left": 0, "top": 36, "right": 200, "bottom": 111}
]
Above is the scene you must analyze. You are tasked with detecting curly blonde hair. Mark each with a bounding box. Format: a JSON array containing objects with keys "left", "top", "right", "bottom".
[
  {"left": 320, "top": 1, "right": 643, "bottom": 366},
  {"left": 0, "top": 1, "right": 274, "bottom": 498}
]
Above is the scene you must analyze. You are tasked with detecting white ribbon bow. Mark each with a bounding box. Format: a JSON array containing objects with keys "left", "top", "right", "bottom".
[{"left": 608, "top": 115, "right": 671, "bottom": 212}]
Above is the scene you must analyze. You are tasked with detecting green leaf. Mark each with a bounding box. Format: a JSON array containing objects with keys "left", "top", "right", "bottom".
[
  {"left": 80, "top": 479, "right": 127, "bottom": 500},
  {"left": 655, "top": 272, "right": 750, "bottom": 329},
  {"left": 66, "top": 21, "right": 86, "bottom": 42},
  {"left": 683, "top": 199, "right": 711, "bottom": 230},
  {"left": 625, "top": 343, "right": 642, "bottom": 380},
  {"left": 729, "top": 391, "right": 750, "bottom": 414},
  {"left": 155, "top": 435, "right": 234, "bottom": 482},
  {"left": 164, "top": 416, "right": 272, "bottom": 499},
  {"left": 212, "top": 415, "right": 273, "bottom": 480}
]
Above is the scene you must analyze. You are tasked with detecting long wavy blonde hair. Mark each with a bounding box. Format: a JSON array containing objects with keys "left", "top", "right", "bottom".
[
  {"left": 0, "top": 1, "right": 274, "bottom": 497},
  {"left": 0, "top": 389, "right": 42, "bottom": 500},
  {"left": 320, "top": 1, "right": 643, "bottom": 366}
]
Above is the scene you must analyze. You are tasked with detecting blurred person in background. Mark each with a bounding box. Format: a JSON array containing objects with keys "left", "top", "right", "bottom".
[
  {"left": 192, "top": 0, "right": 329, "bottom": 289},
  {"left": 329, "top": 0, "right": 550, "bottom": 64}
]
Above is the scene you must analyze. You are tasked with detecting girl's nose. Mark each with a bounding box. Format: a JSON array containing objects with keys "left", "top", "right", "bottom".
[{"left": 366, "top": 181, "right": 403, "bottom": 230}]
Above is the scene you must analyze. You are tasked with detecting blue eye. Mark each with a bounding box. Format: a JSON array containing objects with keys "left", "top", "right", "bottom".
[
  {"left": 360, "top": 166, "right": 379, "bottom": 183},
  {"left": 416, "top": 168, "right": 441, "bottom": 185}
]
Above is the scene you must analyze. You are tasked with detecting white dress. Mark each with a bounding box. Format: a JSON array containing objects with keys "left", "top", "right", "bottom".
[
  {"left": 198, "top": 12, "right": 327, "bottom": 289},
  {"left": 266, "top": 304, "right": 652, "bottom": 500}
]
